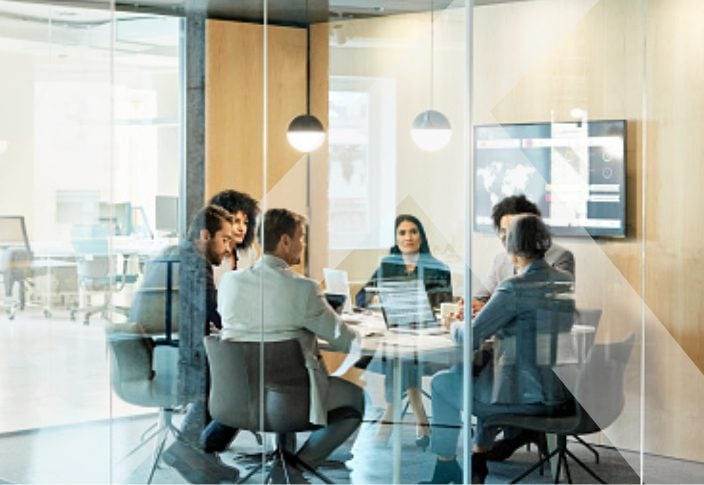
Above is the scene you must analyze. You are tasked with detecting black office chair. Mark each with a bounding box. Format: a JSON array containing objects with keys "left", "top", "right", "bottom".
[
  {"left": 485, "top": 333, "right": 635, "bottom": 484},
  {"left": 204, "top": 336, "right": 334, "bottom": 484}
]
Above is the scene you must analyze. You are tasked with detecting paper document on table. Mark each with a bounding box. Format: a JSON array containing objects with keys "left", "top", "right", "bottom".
[{"left": 330, "top": 331, "right": 362, "bottom": 377}]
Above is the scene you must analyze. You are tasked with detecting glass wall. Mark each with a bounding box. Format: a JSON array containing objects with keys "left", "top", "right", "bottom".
[
  {"left": 2, "top": 0, "right": 704, "bottom": 484},
  {"left": 0, "top": 0, "right": 180, "bottom": 482},
  {"left": 324, "top": 3, "right": 470, "bottom": 483}
]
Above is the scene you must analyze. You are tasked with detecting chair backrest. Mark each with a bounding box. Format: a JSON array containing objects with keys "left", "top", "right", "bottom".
[
  {"left": 575, "top": 308, "right": 603, "bottom": 328},
  {"left": 204, "top": 336, "right": 311, "bottom": 433},
  {"left": 106, "top": 324, "right": 180, "bottom": 408},
  {"left": 129, "top": 251, "right": 180, "bottom": 335},
  {"left": 572, "top": 332, "right": 635, "bottom": 433}
]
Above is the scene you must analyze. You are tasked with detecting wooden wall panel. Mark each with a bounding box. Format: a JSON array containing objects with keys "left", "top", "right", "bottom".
[{"left": 205, "top": 20, "right": 307, "bottom": 206}]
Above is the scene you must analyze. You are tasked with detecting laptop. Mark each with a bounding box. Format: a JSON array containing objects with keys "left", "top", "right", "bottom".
[
  {"left": 323, "top": 268, "right": 353, "bottom": 313},
  {"left": 324, "top": 293, "right": 347, "bottom": 315},
  {"left": 376, "top": 279, "right": 441, "bottom": 333}
]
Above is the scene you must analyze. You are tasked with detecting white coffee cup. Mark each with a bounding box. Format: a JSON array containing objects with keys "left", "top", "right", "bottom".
[{"left": 440, "top": 302, "right": 459, "bottom": 320}]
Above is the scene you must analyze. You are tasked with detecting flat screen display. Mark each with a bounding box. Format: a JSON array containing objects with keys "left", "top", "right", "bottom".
[{"left": 474, "top": 120, "right": 627, "bottom": 237}]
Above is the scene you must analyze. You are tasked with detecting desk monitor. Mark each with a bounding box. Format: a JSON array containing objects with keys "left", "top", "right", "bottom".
[
  {"left": 155, "top": 195, "right": 178, "bottom": 235},
  {"left": 0, "top": 216, "right": 30, "bottom": 251},
  {"left": 132, "top": 205, "right": 153, "bottom": 239},
  {"left": 323, "top": 268, "right": 353, "bottom": 313},
  {"left": 56, "top": 190, "right": 100, "bottom": 225},
  {"left": 99, "top": 201, "right": 132, "bottom": 236},
  {"left": 377, "top": 280, "right": 437, "bottom": 328}
]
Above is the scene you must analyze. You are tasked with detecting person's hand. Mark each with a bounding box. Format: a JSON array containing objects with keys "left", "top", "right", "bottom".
[
  {"left": 453, "top": 298, "right": 465, "bottom": 322},
  {"left": 209, "top": 323, "right": 221, "bottom": 333},
  {"left": 442, "top": 298, "right": 463, "bottom": 330},
  {"left": 471, "top": 299, "right": 486, "bottom": 317}
]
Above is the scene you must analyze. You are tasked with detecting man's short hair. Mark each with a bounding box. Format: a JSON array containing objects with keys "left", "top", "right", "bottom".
[
  {"left": 491, "top": 194, "right": 541, "bottom": 231},
  {"left": 208, "top": 190, "right": 260, "bottom": 249},
  {"left": 259, "top": 208, "right": 307, "bottom": 253},
  {"left": 505, "top": 214, "right": 552, "bottom": 260},
  {"left": 186, "top": 205, "right": 233, "bottom": 242}
]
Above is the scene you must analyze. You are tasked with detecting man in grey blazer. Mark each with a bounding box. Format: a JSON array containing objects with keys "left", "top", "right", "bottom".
[
  {"left": 202, "top": 208, "right": 365, "bottom": 475},
  {"left": 471, "top": 195, "right": 575, "bottom": 462}
]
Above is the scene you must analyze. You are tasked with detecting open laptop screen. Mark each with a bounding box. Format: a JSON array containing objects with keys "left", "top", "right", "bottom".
[{"left": 377, "top": 280, "right": 437, "bottom": 328}]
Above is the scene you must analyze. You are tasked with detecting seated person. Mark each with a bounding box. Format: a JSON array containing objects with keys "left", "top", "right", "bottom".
[
  {"left": 208, "top": 189, "right": 260, "bottom": 284},
  {"left": 130, "top": 205, "right": 238, "bottom": 484},
  {"left": 471, "top": 194, "right": 574, "bottom": 315},
  {"left": 469, "top": 194, "right": 575, "bottom": 461},
  {"left": 201, "top": 208, "right": 365, "bottom": 477},
  {"left": 355, "top": 214, "right": 452, "bottom": 448},
  {"left": 423, "top": 214, "right": 575, "bottom": 484}
]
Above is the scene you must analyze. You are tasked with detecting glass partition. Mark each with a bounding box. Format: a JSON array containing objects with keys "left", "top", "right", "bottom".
[
  {"left": 324, "top": 3, "right": 471, "bottom": 483},
  {"left": 4, "top": 0, "right": 704, "bottom": 483},
  {"left": 0, "top": 0, "right": 181, "bottom": 482},
  {"left": 472, "top": 0, "right": 645, "bottom": 483}
]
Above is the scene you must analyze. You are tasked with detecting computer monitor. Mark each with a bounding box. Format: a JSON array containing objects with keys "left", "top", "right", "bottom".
[
  {"left": 155, "top": 196, "right": 178, "bottom": 235},
  {"left": 99, "top": 201, "right": 132, "bottom": 236}
]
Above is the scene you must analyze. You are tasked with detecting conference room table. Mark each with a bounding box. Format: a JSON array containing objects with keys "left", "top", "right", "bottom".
[{"left": 332, "top": 311, "right": 596, "bottom": 484}]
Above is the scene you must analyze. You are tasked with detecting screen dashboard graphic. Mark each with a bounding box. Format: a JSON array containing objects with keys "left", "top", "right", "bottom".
[{"left": 473, "top": 120, "right": 626, "bottom": 237}]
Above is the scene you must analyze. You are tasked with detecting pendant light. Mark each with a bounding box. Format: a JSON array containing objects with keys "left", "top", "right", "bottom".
[
  {"left": 287, "top": 11, "right": 325, "bottom": 153},
  {"left": 410, "top": 0, "right": 452, "bottom": 152}
]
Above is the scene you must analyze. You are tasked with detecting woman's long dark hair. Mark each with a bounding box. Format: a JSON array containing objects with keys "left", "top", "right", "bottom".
[{"left": 390, "top": 214, "right": 431, "bottom": 255}]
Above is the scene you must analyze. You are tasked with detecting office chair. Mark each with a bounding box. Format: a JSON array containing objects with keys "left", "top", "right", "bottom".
[
  {"left": 204, "top": 336, "right": 334, "bottom": 484},
  {"left": 485, "top": 333, "right": 635, "bottom": 484},
  {"left": 568, "top": 308, "right": 603, "bottom": 463},
  {"left": 70, "top": 224, "right": 138, "bottom": 325},
  {"left": 128, "top": 250, "right": 179, "bottom": 337},
  {"left": 0, "top": 216, "right": 33, "bottom": 319},
  {"left": 107, "top": 323, "right": 182, "bottom": 484}
]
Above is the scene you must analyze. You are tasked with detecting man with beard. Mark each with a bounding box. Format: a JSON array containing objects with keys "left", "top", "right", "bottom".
[{"left": 131, "top": 204, "right": 238, "bottom": 483}]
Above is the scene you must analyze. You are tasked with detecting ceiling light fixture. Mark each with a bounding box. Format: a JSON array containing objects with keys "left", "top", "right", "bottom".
[
  {"left": 287, "top": 8, "right": 325, "bottom": 153},
  {"left": 410, "top": 0, "right": 452, "bottom": 152}
]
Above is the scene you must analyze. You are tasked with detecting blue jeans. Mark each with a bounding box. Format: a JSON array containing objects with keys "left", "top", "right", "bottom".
[{"left": 429, "top": 367, "right": 557, "bottom": 456}]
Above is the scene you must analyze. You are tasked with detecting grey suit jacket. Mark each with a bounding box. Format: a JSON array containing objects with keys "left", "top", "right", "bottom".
[
  {"left": 455, "top": 259, "right": 575, "bottom": 406},
  {"left": 218, "top": 254, "right": 358, "bottom": 425},
  {"left": 473, "top": 242, "right": 575, "bottom": 301}
]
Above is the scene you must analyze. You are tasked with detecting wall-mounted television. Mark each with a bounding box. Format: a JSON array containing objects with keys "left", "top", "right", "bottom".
[{"left": 473, "top": 120, "right": 627, "bottom": 238}]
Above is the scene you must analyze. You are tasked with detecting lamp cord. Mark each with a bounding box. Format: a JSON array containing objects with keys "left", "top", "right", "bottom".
[
  {"left": 430, "top": 0, "right": 434, "bottom": 110},
  {"left": 306, "top": 0, "right": 311, "bottom": 115}
]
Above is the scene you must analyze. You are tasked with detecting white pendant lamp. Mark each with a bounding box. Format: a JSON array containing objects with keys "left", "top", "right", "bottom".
[
  {"left": 287, "top": 114, "right": 325, "bottom": 153},
  {"left": 410, "top": 0, "right": 452, "bottom": 152},
  {"left": 411, "top": 109, "right": 452, "bottom": 152},
  {"left": 287, "top": 18, "right": 325, "bottom": 153}
]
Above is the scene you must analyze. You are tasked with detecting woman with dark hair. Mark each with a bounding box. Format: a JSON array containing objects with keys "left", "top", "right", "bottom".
[
  {"left": 356, "top": 214, "right": 453, "bottom": 448},
  {"left": 423, "top": 214, "right": 575, "bottom": 484},
  {"left": 208, "top": 190, "right": 260, "bottom": 279}
]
